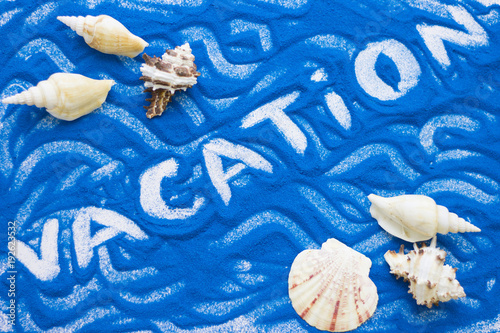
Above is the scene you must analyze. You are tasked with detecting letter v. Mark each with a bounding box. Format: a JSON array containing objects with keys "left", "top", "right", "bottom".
[{"left": 16, "top": 219, "right": 60, "bottom": 281}]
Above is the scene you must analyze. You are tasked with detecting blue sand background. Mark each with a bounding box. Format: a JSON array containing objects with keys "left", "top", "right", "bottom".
[{"left": 1, "top": 0, "right": 500, "bottom": 332}]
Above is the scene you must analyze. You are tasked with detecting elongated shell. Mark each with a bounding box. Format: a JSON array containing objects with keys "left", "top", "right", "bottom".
[
  {"left": 57, "top": 15, "right": 148, "bottom": 58},
  {"left": 368, "top": 194, "right": 480, "bottom": 242},
  {"left": 288, "top": 238, "right": 378, "bottom": 332},
  {"left": 384, "top": 237, "right": 466, "bottom": 308},
  {"left": 2, "top": 73, "right": 114, "bottom": 121}
]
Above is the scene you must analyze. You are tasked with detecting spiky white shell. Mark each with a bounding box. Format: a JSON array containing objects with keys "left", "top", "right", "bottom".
[
  {"left": 2, "top": 73, "right": 114, "bottom": 121},
  {"left": 288, "top": 238, "right": 378, "bottom": 332},
  {"left": 384, "top": 237, "right": 466, "bottom": 308},
  {"left": 368, "top": 194, "right": 480, "bottom": 242},
  {"left": 140, "top": 43, "right": 200, "bottom": 93},
  {"left": 57, "top": 15, "right": 148, "bottom": 58}
]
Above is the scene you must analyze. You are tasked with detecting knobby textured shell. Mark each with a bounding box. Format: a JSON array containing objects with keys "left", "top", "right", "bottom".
[
  {"left": 140, "top": 43, "right": 200, "bottom": 118},
  {"left": 384, "top": 236, "right": 466, "bottom": 308},
  {"left": 1, "top": 73, "right": 114, "bottom": 121},
  {"left": 288, "top": 238, "right": 378, "bottom": 332},
  {"left": 368, "top": 194, "right": 480, "bottom": 242},
  {"left": 57, "top": 15, "right": 148, "bottom": 58}
]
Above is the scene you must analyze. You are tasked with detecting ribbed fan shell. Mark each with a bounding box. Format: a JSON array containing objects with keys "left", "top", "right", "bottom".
[{"left": 288, "top": 238, "right": 378, "bottom": 332}]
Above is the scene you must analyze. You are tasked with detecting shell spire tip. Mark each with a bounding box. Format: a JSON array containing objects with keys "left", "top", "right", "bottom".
[
  {"left": 57, "top": 16, "right": 75, "bottom": 27},
  {"left": 2, "top": 91, "right": 30, "bottom": 105},
  {"left": 2, "top": 96, "right": 16, "bottom": 104},
  {"left": 464, "top": 220, "right": 481, "bottom": 233}
]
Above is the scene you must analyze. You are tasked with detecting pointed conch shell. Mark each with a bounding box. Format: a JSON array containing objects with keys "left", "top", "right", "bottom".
[
  {"left": 2, "top": 73, "right": 114, "bottom": 121},
  {"left": 57, "top": 15, "right": 148, "bottom": 58},
  {"left": 384, "top": 236, "right": 466, "bottom": 308},
  {"left": 288, "top": 238, "right": 378, "bottom": 332},
  {"left": 368, "top": 194, "right": 480, "bottom": 242}
]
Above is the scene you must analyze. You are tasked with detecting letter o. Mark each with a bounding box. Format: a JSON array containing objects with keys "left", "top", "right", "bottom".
[{"left": 355, "top": 39, "right": 421, "bottom": 101}]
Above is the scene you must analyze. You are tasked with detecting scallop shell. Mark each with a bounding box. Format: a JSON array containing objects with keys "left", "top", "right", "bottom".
[
  {"left": 288, "top": 238, "right": 378, "bottom": 332},
  {"left": 2, "top": 73, "right": 114, "bottom": 121},
  {"left": 140, "top": 43, "right": 200, "bottom": 118},
  {"left": 368, "top": 194, "right": 480, "bottom": 242},
  {"left": 384, "top": 236, "right": 466, "bottom": 308},
  {"left": 57, "top": 15, "right": 148, "bottom": 58}
]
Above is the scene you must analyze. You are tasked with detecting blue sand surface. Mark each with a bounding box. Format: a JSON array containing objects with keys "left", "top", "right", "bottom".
[{"left": 1, "top": 0, "right": 499, "bottom": 332}]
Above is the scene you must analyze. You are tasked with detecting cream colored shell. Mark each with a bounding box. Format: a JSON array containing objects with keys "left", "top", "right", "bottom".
[
  {"left": 384, "top": 236, "right": 466, "bottom": 308},
  {"left": 2, "top": 73, "right": 114, "bottom": 121},
  {"left": 57, "top": 15, "right": 148, "bottom": 58},
  {"left": 288, "top": 238, "right": 378, "bottom": 332},
  {"left": 368, "top": 194, "right": 480, "bottom": 242}
]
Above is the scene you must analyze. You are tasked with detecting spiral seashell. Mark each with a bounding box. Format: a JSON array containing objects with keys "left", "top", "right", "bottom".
[
  {"left": 368, "top": 194, "right": 481, "bottom": 243},
  {"left": 139, "top": 43, "right": 200, "bottom": 118},
  {"left": 288, "top": 238, "right": 378, "bottom": 332},
  {"left": 384, "top": 236, "right": 466, "bottom": 308},
  {"left": 2, "top": 73, "right": 114, "bottom": 121},
  {"left": 57, "top": 15, "right": 149, "bottom": 58}
]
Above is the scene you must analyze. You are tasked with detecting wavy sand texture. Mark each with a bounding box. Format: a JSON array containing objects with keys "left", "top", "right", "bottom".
[{"left": 0, "top": 0, "right": 499, "bottom": 332}]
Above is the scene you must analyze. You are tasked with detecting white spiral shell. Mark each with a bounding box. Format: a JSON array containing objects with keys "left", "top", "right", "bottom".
[
  {"left": 288, "top": 238, "right": 378, "bottom": 332},
  {"left": 2, "top": 73, "right": 114, "bottom": 121},
  {"left": 384, "top": 237, "right": 466, "bottom": 308},
  {"left": 57, "top": 15, "right": 148, "bottom": 58},
  {"left": 368, "top": 194, "right": 481, "bottom": 242}
]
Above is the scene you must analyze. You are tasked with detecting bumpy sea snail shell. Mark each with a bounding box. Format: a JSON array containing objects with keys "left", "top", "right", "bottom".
[
  {"left": 385, "top": 236, "right": 466, "bottom": 308},
  {"left": 368, "top": 194, "right": 480, "bottom": 242},
  {"left": 288, "top": 238, "right": 378, "bottom": 332},
  {"left": 140, "top": 43, "right": 200, "bottom": 118},
  {"left": 57, "top": 15, "right": 148, "bottom": 58},
  {"left": 2, "top": 73, "right": 114, "bottom": 121}
]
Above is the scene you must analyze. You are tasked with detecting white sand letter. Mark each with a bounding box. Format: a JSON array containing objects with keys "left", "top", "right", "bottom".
[{"left": 355, "top": 39, "right": 421, "bottom": 101}]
